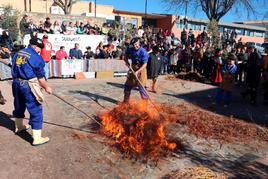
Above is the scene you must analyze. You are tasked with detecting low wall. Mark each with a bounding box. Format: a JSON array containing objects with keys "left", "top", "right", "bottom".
[{"left": 0, "top": 59, "right": 128, "bottom": 80}]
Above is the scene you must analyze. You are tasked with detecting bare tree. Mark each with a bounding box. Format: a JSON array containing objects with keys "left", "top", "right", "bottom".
[
  {"left": 164, "top": 0, "right": 260, "bottom": 21},
  {"left": 53, "top": 0, "right": 79, "bottom": 15}
]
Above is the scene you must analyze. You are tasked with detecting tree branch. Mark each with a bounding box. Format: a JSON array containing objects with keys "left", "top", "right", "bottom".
[
  {"left": 164, "top": 0, "right": 263, "bottom": 21},
  {"left": 53, "top": 0, "right": 79, "bottom": 14}
]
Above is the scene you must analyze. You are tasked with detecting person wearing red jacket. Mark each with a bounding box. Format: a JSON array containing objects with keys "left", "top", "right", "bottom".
[
  {"left": 56, "top": 46, "right": 68, "bottom": 60},
  {"left": 40, "top": 35, "right": 52, "bottom": 79}
]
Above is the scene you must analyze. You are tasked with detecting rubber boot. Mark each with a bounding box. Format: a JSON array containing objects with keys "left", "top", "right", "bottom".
[
  {"left": 32, "top": 130, "right": 50, "bottom": 146},
  {"left": 15, "top": 118, "right": 30, "bottom": 133}
]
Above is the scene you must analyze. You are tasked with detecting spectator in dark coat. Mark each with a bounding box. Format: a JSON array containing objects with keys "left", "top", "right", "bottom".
[
  {"left": 0, "top": 31, "right": 13, "bottom": 50},
  {"left": 98, "top": 45, "right": 109, "bottom": 59},
  {"left": 43, "top": 17, "right": 53, "bottom": 34},
  {"left": 61, "top": 21, "right": 68, "bottom": 34},
  {"left": 84, "top": 46, "right": 95, "bottom": 59},
  {"left": 181, "top": 28, "right": 187, "bottom": 46},
  {"left": 188, "top": 29, "right": 195, "bottom": 46},
  {"left": 19, "top": 15, "right": 30, "bottom": 35},
  {"left": 241, "top": 47, "right": 262, "bottom": 105},
  {"left": 147, "top": 46, "right": 163, "bottom": 93},
  {"left": 201, "top": 28, "right": 208, "bottom": 44},
  {"left": 69, "top": 43, "right": 83, "bottom": 59}
]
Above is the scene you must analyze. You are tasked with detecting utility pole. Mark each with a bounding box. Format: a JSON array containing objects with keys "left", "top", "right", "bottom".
[
  {"left": 29, "top": 0, "right": 32, "bottom": 12},
  {"left": 184, "top": 0, "right": 188, "bottom": 29},
  {"left": 95, "top": 0, "right": 97, "bottom": 18},
  {"left": 46, "top": 0, "right": 48, "bottom": 15},
  {"left": 24, "top": 0, "right": 27, "bottom": 12},
  {"left": 144, "top": 0, "right": 148, "bottom": 26}
]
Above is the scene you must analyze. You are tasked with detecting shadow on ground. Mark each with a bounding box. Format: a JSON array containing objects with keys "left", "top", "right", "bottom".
[
  {"left": 79, "top": 115, "right": 102, "bottom": 132},
  {"left": 169, "top": 147, "right": 268, "bottom": 179},
  {"left": 69, "top": 90, "right": 119, "bottom": 107},
  {"left": 106, "top": 82, "right": 139, "bottom": 91},
  {"left": 0, "top": 112, "right": 32, "bottom": 144},
  {"left": 106, "top": 82, "right": 125, "bottom": 89},
  {"left": 162, "top": 88, "right": 268, "bottom": 126}
]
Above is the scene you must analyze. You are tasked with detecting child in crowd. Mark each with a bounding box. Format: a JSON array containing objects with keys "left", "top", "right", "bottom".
[
  {"left": 212, "top": 48, "right": 223, "bottom": 85},
  {"left": 169, "top": 49, "right": 178, "bottom": 74},
  {"left": 215, "top": 55, "right": 237, "bottom": 107}
]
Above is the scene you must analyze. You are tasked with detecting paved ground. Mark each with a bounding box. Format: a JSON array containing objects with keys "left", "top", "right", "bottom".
[{"left": 0, "top": 77, "right": 267, "bottom": 179}]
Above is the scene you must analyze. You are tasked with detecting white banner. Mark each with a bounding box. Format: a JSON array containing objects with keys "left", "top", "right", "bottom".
[
  {"left": 23, "top": 33, "right": 108, "bottom": 55},
  {"left": 60, "top": 60, "right": 84, "bottom": 76}
]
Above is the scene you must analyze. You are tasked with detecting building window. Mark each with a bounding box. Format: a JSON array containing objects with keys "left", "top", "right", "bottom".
[
  {"left": 255, "top": 31, "right": 264, "bottom": 37},
  {"left": 187, "top": 23, "right": 201, "bottom": 30},
  {"left": 176, "top": 20, "right": 184, "bottom": 29},
  {"left": 235, "top": 28, "right": 244, "bottom": 35},
  {"left": 131, "top": 18, "right": 138, "bottom": 27},
  {"left": 195, "top": 24, "right": 201, "bottom": 31},
  {"left": 245, "top": 30, "right": 254, "bottom": 37},
  {"left": 106, "top": 19, "right": 115, "bottom": 25},
  {"left": 187, "top": 23, "right": 192, "bottom": 29},
  {"left": 219, "top": 26, "right": 224, "bottom": 33},
  {"left": 222, "top": 27, "right": 234, "bottom": 33}
]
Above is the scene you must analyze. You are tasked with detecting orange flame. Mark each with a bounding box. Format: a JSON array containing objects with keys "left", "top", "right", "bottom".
[{"left": 99, "top": 100, "right": 176, "bottom": 161}]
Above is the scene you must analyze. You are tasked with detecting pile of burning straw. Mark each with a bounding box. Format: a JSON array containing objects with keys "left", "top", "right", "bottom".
[{"left": 99, "top": 100, "right": 177, "bottom": 162}]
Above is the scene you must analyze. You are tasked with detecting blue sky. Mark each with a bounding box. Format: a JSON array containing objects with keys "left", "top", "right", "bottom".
[{"left": 85, "top": 0, "right": 268, "bottom": 22}]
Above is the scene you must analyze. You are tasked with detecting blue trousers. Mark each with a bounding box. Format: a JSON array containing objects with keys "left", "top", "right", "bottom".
[
  {"left": 12, "top": 80, "right": 43, "bottom": 130},
  {"left": 215, "top": 88, "right": 232, "bottom": 105},
  {"left": 124, "top": 84, "right": 149, "bottom": 102}
]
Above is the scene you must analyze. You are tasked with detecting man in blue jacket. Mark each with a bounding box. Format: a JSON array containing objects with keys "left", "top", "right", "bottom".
[
  {"left": 69, "top": 43, "right": 83, "bottom": 59},
  {"left": 124, "top": 37, "right": 149, "bottom": 102},
  {"left": 12, "top": 37, "right": 52, "bottom": 146}
]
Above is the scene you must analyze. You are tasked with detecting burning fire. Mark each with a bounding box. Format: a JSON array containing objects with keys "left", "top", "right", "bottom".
[{"left": 99, "top": 100, "right": 177, "bottom": 161}]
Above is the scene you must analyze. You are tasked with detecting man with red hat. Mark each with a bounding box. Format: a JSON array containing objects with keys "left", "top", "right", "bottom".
[{"left": 40, "top": 34, "right": 52, "bottom": 79}]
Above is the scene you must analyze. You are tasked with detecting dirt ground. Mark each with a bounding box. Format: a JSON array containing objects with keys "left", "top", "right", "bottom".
[{"left": 0, "top": 76, "right": 267, "bottom": 179}]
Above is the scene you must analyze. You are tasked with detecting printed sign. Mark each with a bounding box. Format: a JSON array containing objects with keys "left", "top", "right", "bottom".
[
  {"left": 23, "top": 34, "right": 108, "bottom": 55},
  {"left": 60, "top": 60, "right": 84, "bottom": 76}
]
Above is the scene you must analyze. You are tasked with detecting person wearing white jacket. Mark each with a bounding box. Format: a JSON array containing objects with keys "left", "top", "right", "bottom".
[{"left": 169, "top": 49, "right": 179, "bottom": 74}]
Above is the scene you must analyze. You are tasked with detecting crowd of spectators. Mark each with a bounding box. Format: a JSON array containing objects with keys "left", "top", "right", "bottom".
[
  {"left": 19, "top": 15, "right": 111, "bottom": 36},
  {"left": 128, "top": 26, "right": 268, "bottom": 106}
]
